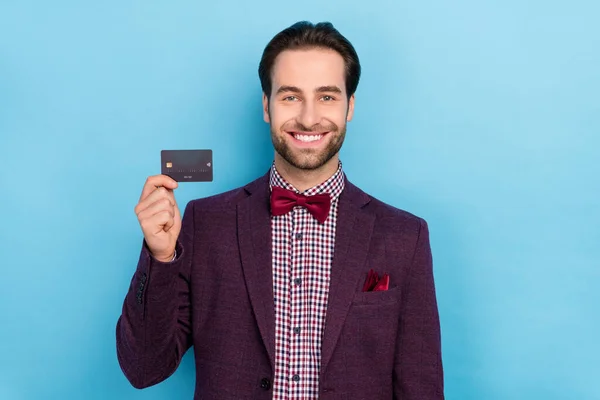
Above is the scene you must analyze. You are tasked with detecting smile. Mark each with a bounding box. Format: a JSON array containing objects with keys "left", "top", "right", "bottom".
[{"left": 288, "top": 132, "right": 328, "bottom": 143}]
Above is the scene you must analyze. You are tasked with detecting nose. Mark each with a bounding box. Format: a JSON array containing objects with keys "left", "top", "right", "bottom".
[{"left": 297, "top": 100, "right": 320, "bottom": 130}]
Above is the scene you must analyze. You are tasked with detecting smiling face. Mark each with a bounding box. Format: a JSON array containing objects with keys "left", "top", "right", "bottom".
[{"left": 263, "top": 48, "right": 355, "bottom": 172}]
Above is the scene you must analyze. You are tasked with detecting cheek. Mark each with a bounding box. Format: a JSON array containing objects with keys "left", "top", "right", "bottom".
[
  {"left": 270, "top": 105, "right": 297, "bottom": 127},
  {"left": 322, "top": 106, "right": 348, "bottom": 126}
]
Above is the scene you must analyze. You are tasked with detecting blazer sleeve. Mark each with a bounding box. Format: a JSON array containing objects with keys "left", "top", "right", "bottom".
[
  {"left": 115, "top": 200, "right": 196, "bottom": 389},
  {"left": 393, "top": 218, "right": 445, "bottom": 399}
]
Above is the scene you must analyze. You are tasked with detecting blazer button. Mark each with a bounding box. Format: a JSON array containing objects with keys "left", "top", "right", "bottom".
[{"left": 260, "top": 378, "right": 271, "bottom": 390}]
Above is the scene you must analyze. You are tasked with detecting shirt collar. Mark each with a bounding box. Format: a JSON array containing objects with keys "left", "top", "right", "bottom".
[{"left": 269, "top": 161, "right": 345, "bottom": 202}]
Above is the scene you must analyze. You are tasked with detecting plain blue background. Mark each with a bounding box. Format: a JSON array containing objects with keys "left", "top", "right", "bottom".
[{"left": 1, "top": 1, "right": 598, "bottom": 399}]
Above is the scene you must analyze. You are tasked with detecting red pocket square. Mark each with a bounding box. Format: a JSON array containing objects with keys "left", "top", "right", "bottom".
[
  {"left": 362, "top": 269, "right": 390, "bottom": 292},
  {"left": 362, "top": 269, "right": 378, "bottom": 291},
  {"left": 372, "top": 273, "right": 389, "bottom": 291}
]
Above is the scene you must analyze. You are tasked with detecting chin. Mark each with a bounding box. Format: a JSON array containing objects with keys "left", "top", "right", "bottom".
[
  {"left": 272, "top": 128, "right": 344, "bottom": 171},
  {"left": 284, "top": 150, "right": 337, "bottom": 171}
]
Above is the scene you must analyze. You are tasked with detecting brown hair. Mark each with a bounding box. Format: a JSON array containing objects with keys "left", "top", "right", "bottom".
[{"left": 258, "top": 21, "right": 361, "bottom": 99}]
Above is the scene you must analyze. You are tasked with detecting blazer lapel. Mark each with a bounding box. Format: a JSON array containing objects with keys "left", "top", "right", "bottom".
[
  {"left": 320, "top": 180, "right": 375, "bottom": 373},
  {"left": 237, "top": 173, "right": 276, "bottom": 369}
]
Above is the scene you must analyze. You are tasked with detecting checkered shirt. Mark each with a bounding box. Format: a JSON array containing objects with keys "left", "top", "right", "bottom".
[{"left": 269, "top": 162, "right": 345, "bottom": 400}]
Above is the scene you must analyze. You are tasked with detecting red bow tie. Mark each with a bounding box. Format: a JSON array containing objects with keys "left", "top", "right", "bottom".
[{"left": 270, "top": 186, "right": 331, "bottom": 223}]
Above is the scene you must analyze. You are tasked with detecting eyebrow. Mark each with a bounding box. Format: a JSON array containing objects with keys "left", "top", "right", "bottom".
[
  {"left": 315, "top": 85, "right": 342, "bottom": 94},
  {"left": 275, "top": 85, "right": 343, "bottom": 95}
]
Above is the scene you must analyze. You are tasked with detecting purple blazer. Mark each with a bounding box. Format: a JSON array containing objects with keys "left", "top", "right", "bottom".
[{"left": 116, "top": 172, "right": 444, "bottom": 399}]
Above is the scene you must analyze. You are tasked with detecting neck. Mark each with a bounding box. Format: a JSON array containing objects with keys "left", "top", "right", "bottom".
[{"left": 274, "top": 154, "right": 340, "bottom": 192}]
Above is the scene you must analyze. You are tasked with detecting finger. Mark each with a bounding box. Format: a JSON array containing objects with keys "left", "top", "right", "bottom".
[
  {"left": 163, "top": 215, "right": 175, "bottom": 232},
  {"left": 145, "top": 187, "right": 176, "bottom": 208},
  {"left": 135, "top": 187, "right": 176, "bottom": 215},
  {"left": 143, "top": 210, "right": 174, "bottom": 235},
  {"left": 137, "top": 198, "right": 174, "bottom": 222},
  {"left": 173, "top": 197, "right": 181, "bottom": 222},
  {"left": 139, "top": 175, "right": 178, "bottom": 202}
]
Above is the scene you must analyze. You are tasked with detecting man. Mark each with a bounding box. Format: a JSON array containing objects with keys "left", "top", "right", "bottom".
[{"left": 116, "top": 21, "right": 444, "bottom": 399}]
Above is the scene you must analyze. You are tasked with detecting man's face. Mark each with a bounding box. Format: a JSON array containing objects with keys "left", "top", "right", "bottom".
[{"left": 263, "top": 48, "right": 355, "bottom": 171}]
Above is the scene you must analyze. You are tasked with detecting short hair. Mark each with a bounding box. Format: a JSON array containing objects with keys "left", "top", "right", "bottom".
[{"left": 258, "top": 21, "right": 361, "bottom": 99}]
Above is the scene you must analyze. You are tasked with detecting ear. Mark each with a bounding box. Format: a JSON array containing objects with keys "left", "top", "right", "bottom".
[
  {"left": 346, "top": 94, "right": 355, "bottom": 122},
  {"left": 262, "top": 93, "right": 270, "bottom": 123}
]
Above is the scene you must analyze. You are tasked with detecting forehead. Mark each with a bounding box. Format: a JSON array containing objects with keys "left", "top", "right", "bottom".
[{"left": 271, "top": 48, "right": 346, "bottom": 92}]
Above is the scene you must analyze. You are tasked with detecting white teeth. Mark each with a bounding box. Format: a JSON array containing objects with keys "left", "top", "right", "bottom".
[{"left": 294, "top": 134, "right": 323, "bottom": 142}]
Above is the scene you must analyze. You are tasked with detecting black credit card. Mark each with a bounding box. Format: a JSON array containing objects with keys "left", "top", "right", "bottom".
[{"left": 161, "top": 150, "right": 213, "bottom": 182}]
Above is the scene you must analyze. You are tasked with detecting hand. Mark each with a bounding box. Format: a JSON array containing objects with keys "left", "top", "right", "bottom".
[{"left": 134, "top": 175, "right": 181, "bottom": 262}]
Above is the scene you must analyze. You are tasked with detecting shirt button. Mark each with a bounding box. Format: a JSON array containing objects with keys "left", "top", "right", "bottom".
[
  {"left": 260, "top": 377, "right": 271, "bottom": 390},
  {"left": 295, "top": 232, "right": 303, "bottom": 240},
  {"left": 293, "top": 327, "right": 301, "bottom": 334},
  {"left": 292, "top": 374, "right": 300, "bottom": 382},
  {"left": 293, "top": 278, "right": 302, "bottom": 286}
]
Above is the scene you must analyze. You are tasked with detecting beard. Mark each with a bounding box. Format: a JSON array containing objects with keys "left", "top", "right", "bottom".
[{"left": 270, "top": 119, "right": 347, "bottom": 171}]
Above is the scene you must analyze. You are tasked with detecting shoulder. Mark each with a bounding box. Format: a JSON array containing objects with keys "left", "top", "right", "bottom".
[{"left": 347, "top": 180, "right": 427, "bottom": 236}]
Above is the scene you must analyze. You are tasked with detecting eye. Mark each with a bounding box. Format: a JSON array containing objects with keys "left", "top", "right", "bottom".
[
  {"left": 283, "top": 95, "right": 299, "bottom": 101},
  {"left": 321, "top": 95, "right": 335, "bottom": 101}
]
